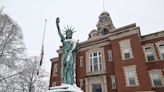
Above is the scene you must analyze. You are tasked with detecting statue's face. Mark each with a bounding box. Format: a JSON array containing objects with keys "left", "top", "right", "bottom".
[{"left": 66, "top": 30, "right": 73, "bottom": 39}]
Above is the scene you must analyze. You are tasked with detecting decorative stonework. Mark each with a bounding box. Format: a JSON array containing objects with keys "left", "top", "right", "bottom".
[
  {"left": 88, "top": 29, "right": 99, "bottom": 39},
  {"left": 123, "top": 65, "right": 139, "bottom": 87},
  {"left": 142, "top": 43, "right": 158, "bottom": 62},
  {"left": 96, "top": 11, "right": 115, "bottom": 35}
]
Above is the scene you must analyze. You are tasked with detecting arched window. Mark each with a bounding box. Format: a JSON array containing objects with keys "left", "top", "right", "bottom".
[{"left": 102, "top": 28, "right": 109, "bottom": 35}]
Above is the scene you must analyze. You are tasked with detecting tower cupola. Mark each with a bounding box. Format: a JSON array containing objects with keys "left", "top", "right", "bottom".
[{"left": 96, "top": 11, "right": 115, "bottom": 35}]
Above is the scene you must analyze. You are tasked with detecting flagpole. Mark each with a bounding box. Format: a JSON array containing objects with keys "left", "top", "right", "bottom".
[
  {"left": 42, "top": 19, "right": 47, "bottom": 46},
  {"left": 102, "top": 0, "right": 105, "bottom": 11},
  {"left": 35, "top": 19, "right": 47, "bottom": 92}
]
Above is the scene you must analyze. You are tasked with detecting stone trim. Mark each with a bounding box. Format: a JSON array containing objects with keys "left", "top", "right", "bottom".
[
  {"left": 155, "top": 40, "right": 164, "bottom": 60},
  {"left": 109, "top": 27, "right": 140, "bottom": 40},
  {"left": 57, "top": 49, "right": 62, "bottom": 54},
  {"left": 123, "top": 65, "right": 139, "bottom": 87},
  {"left": 85, "top": 47, "right": 106, "bottom": 75},
  {"left": 50, "top": 57, "right": 58, "bottom": 62},
  {"left": 107, "top": 50, "right": 113, "bottom": 61},
  {"left": 85, "top": 75, "right": 108, "bottom": 92},
  {"left": 142, "top": 43, "right": 158, "bottom": 62},
  {"left": 148, "top": 69, "right": 164, "bottom": 87},
  {"left": 110, "top": 75, "right": 116, "bottom": 89},
  {"left": 110, "top": 23, "right": 136, "bottom": 33},
  {"left": 80, "top": 34, "right": 110, "bottom": 47},
  {"left": 119, "top": 39, "right": 134, "bottom": 60},
  {"left": 80, "top": 79, "right": 84, "bottom": 89},
  {"left": 79, "top": 41, "right": 110, "bottom": 52},
  {"left": 142, "top": 30, "right": 164, "bottom": 42}
]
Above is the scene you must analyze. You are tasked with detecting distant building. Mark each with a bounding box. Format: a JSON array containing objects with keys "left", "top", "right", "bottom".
[{"left": 49, "top": 11, "right": 164, "bottom": 92}]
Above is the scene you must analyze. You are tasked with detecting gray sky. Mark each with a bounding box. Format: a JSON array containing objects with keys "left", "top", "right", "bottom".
[{"left": 1, "top": 0, "right": 164, "bottom": 80}]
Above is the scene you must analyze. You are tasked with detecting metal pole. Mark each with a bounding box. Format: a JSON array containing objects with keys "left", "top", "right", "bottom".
[
  {"left": 35, "top": 19, "right": 47, "bottom": 92},
  {"left": 0, "top": 6, "right": 4, "bottom": 14}
]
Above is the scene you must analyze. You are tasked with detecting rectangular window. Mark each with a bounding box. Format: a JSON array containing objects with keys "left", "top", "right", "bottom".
[
  {"left": 53, "top": 64, "right": 58, "bottom": 77},
  {"left": 123, "top": 46, "right": 131, "bottom": 59},
  {"left": 123, "top": 65, "right": 139, "bottom": 87},
  {"left": 108, "top": 50, "right": 113, "bottom": 61},
  {"left": 149, "top": 71, "right": 163, "bottom": 87},
  {"left": 119, "top": 39, "right": 133, "bottom": 60},
  {"left": 80, "top": 79, "right": 83, "bottom": 89},
  {"left": 110, "top": 75, "right": 116, "bottom": 89},
  {"left": 159, "top": 44, "right": 164, "bottom": 60},
  {"left": 145, "top": 47, "right": 155, "bottom": 61},
  {"left": 89, "top": 52, "right": 102, "bottom": 72},
  {"left": 80, "top": 56, "right": 84, "bottom": 67},
  {"left": 92, "top": 84, "right": 102, "bottom": 92},
  {"left": 127, "top": 70, "right": 136, "bottom": 85}
]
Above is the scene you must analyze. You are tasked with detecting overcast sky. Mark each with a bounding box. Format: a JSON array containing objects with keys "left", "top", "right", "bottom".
[{"left": 1, "top": 0, "right": 164, "bottom": 80}]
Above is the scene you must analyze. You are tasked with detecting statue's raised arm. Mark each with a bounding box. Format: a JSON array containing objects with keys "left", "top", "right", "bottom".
[{"left": 56, "top": 17, "right": 65, "bottom": 43}]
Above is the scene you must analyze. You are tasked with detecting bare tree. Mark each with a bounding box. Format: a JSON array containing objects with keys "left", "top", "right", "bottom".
[
  {"left": 17, "top": 56, "right": 48, "bottom": 92},
  {"left": 0, "top": 12, "right": 48, "bottom": 92},
  {"left": 0, "top": 12, "right": 26, "bottom": 91}
]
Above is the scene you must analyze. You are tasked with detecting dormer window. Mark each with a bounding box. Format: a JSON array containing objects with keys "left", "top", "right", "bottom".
[{"left": 102, "top": 28, "right": 109, "bottom": 35}]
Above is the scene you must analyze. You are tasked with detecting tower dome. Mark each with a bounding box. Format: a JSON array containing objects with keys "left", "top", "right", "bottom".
[{"left": 96, "top": 11, "right": 115, "bottom": 35}]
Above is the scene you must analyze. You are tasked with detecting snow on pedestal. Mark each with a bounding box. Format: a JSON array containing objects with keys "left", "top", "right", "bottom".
[{"left": 50, "top": 84, "right": 83, "bottom": 92}]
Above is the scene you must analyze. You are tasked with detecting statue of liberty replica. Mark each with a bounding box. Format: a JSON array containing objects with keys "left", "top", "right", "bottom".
[{"left": 50, "top": 17, "right": 83, "bottom": 92}]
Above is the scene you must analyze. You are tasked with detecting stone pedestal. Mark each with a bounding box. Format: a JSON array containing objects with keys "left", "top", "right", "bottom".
[{"left": 50, "top": 84, "right": 83, "bottom": 92}]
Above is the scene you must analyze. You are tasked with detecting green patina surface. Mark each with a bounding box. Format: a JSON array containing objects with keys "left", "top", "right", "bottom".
[{"left": 56, "top": 17, "right": 78, "bottom": 85}]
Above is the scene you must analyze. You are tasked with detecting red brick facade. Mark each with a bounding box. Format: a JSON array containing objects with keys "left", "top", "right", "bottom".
[{"left": 49, "top": 11, "right": 164, "bottom": 92}]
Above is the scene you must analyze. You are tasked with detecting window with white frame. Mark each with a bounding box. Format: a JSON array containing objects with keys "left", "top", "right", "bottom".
[
  {"left": 53, "top": 63, "right": 58, "bottom": 77},
  {"left": 159, "top": 44, "right": 164, "bottom": 60},
  {"left": 80, "top": 56, "right": 84, "bottom": 67},
  {"left": 110, "top": 75, "right": 116, "bottom": 89},
  {"left": 145, "top": 47, "right": 155, "bottom": 61},
  {"left": 92, "top": 83, "right": 102, "bottom": 92},
  {"left": 108, "top": 50, "right": 113, "bottom": 61},
  {"left": 149, "top": 70, "right": 164, "bottom": 87},
  {"left": 80, "top": 79, "right": 84, "bottom": 89},
  {"left": 119, "top": 39, "right": 133, "bottom": 60},
  {"left": 123, "top": 65, "right": 139, "bottom": 87},
  {"left": 89, "top": 52, "right": 102, "bottom": 72}
]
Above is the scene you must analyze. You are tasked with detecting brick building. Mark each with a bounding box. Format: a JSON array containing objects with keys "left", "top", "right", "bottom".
[{"left": 49, "top": 11, "right": 164, "bottom": 92}]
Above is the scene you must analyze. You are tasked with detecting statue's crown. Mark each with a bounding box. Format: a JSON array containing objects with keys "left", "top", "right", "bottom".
[{"left": 63, "top": 26, "right": 75, "bottom": 34}]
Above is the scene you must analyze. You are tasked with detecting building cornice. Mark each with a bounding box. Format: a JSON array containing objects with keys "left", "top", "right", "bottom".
[
  {"left": 79, "top": 39, "right": 110, "bottom": 52},
  {"left": 141, "top": 30, "right": 164, "bottom": 42},
  {"left": 109, "top": 27, "right": 140, "bottom": 40},
  {"left": 110, "top": 23, "right": 136, "bottom": 33},
  {"left": 50, "top": 57, "right": 58, "bottom": 62}
]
